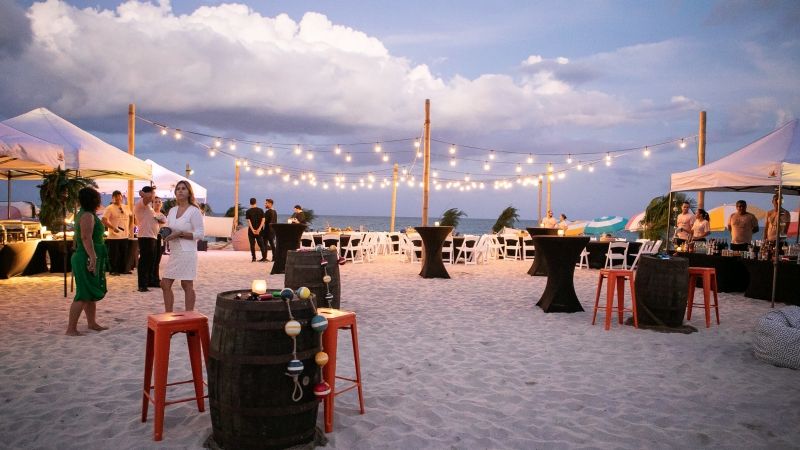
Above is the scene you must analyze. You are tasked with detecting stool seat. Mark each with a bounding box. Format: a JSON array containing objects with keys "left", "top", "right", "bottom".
[
  {"left": 142, "top": 311, "right": 210, "bottom": 441},
  {"left": 687, "top": 267, "right": 720, "bottom": 328},
  {"left": 593, "top": 269, "right": 638, "bottom": 330},
  {"left": 317, "top": 307, "right": 365, "bottom": 433}
]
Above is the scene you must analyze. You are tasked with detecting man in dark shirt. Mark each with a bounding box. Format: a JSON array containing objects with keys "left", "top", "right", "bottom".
[
  {"left": 262, "top": 198, "right": 277, "bottom": 260},
  {"left": 245, "top": 198, "right": 267, "bottom": 262},
  {"left": 290, "top": 204, "right": 307, "bottom": 224}
]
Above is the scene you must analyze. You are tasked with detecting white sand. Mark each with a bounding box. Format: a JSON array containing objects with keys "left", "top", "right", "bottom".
[{"left": 1, "top": 251, "right": 798, "bottom": 449}]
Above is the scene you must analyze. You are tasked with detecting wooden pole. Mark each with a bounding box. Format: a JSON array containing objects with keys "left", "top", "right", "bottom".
[
  {"left": 6, "top": 176, "right": 10, "bottom": 219},
  {"left": 233, "top": 161, "right": 240, "bottom": 234},
  {"left": 537, "top": 178, "right": 543, "bottom": 224},
  {"left": 185, "top": 163, "right": 191, "bottom": 178},
  {"left": 546, "top": 175, "right": 552, "bottom": 214},
  {"left": 127, "top": 104, "right": 136, "bottom": 238},
  {"left": 697, "top": 111, "right": 706, "bottom": 210},
  {"left": 390, "top": 163, "right": 398, "bottom": 232},
  {"left": 422, "top": 99, "right": 431, "bottom": 226}
]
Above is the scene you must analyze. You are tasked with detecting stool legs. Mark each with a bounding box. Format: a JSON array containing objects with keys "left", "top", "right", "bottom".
[
  {"left": 592, "top": 273, "right": 605, "bottom": 326},
  {"left": 186, "top": 332, "right": 205, "bottom": 412},
  {"left": 687, "top": 272, "right": 720, "bottom": 328},
  {"left": 141, "top": 328, "right": 155, "bottom": 423},
  {"left": 628, "top": 275, "right": 638, "bottom": 329},
  {"left": 152, "top": 330, "right": 171, "bottom": 441},
  {"left": 593, "top": 271, "right": 637, "bottom": 330},
  {"left": 712, "top": 273, "right": 720, "bottom": 325},
  {"left": 605, "top": 275, "right": 616, "bottom": 330},
  {"left": 350, "top": 321, "right": 365, "bottom": 415},
  {"left": 323, "top": 328, "right": 339, "bottom": 434}
]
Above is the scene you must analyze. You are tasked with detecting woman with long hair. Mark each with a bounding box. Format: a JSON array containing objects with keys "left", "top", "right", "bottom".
[
  {"left": 691, "top": 208, "right": 711, "bottom": 242},
  {"left": 66, "top": 187, "right": 109, "bottom": 335},
  {"left": 160, "top": 180, "right": 204, "bottom": 312}
]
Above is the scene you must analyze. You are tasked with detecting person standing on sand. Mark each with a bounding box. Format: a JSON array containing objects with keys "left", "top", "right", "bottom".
[
  {"left": 674, "top": 201, "right": 695, "bottom": 247},
  {"left": 245, "top": 197, "right": 267, "bottom": 262},
  {"left": 161, "top": 181, "right": 204, "bottom": 312},
  {"left": 133, "top": 186, "right": 165, "bottom": 292},
  {"left": 763, "top": 193, "right": 790, "bottom": 244},
  {"left": 540, "top": 210, "right": 557, "bottom": 228},
  {"left": 101, "top": 190, "right": 131, "bottom": 275},
  {"left": 262, "top": 198, "right": 277, "bottom": 261},
  {"left": 727, "top": 200, "right": 759, "bottom": 251},
  {"left": 66, "top": 187, "right": 109, "bottom": 336}
]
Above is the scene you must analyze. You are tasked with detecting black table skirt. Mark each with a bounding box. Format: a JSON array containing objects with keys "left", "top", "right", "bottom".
[
  {"left": 532, "top": 236, "right": 589, "bottom": 313},
  {"left": 415, "top": 226, "right": 453, "bottom": 278},
  {"left": 675, "top": 252, "right": 749, "bottom": 292},
  {"left": 742, "top": 260, "right": 800, "bottom": 305},
  {"left": 0, "top": 240, "right": 44, "bottom": 279},
  {"left": 270, "top": 223, "right": 307, "bottom": 274}
]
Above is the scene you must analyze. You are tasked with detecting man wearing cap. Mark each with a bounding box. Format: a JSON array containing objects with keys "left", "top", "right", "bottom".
[
  {"left": 101, "top": 190, "right": 131, "bottom": 275},
  {"left": 133, "top": 186, "right": 166, "bottom": 292}
]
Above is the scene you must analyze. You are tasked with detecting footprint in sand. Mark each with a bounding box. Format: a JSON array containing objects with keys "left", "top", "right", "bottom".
[{"left": 34, "top": 382, "right": 69, "bottom": 394}]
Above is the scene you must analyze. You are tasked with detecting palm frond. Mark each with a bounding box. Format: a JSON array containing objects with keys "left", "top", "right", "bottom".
[
  {"left": 492, "top": 206, "right": 519, "bottom": 233},
  {"left": 439, "top": 208, "right": 467, "bottom": 228}
]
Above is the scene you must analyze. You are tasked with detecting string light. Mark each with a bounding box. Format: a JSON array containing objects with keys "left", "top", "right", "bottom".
[
  {"left": 489, "top": 150, "right": 495, "bottom": 160},
  {"left": 566, "top": 154, "right": 573, "bottom": 164},
  {"left": 547, "top": 163, "right": 554, "bottom": 172},
  {"left": 306, "top": 150, "right": 314, "bottom": 160},
  {"left": 267, "top": 146, "right": 274, "bottom": 157},
  {"left": 680, "top": 139, "right": 687, "bottom": 149},
  {"left": 450, "top": 157, "right": 456, "bottom": 166},
  {"left": 160, "top": 127, "right": 168, "bottom": 136},
  {"left": 432, "top": 171, "right": 438, "bottom": 177},
  {"left": 643, "top": 146, "right": 650, "bottom": 157},
  {"left": 208, "top": 149, "right": 216, "bottom": 157},
  {"left": 254, "top": 144, "right": 262, "bottom": 152},
  {"left": 449, "top": 144, "right": 456, "bottom": 154},
  {"left": 416, "top": 150, "right": 423, "bottom": 158},
  {"left": 214, "top": 138, "right": 222, "bottom": 148},
  {"left": 527, "top": 154, "right": 534, "bottom": 164},
  {"left": 414, "top": 139, "right": 420, "bottom": 148},
  {"left": 334, "top": 145, "right": 341, "bottom": 155},
  {"left": 589, "top": 165, "right": 595, "bottom": 172},
  {"left": 256, "top": 168, "right": 264, "bottom": 176},
  {"left": 558, "top": 172, "right": 565, "bottom": 179},
  {"left": 374, "top": 143, "right": 382, "bottom": 153},
  {"left": 174, "top": 130, "right": 182, "bottom": 140},
  {"left": 515, "top": 164, "right": 522, "bottom": 173},
  {"left": 576, "top": 163, "right": 583, "bottom": 171},
  {"left": 382, "top": 154, "right": 389, "bottom": 162},
  {"left": 345, "top": 153, "right": 352, "bottom": 162},
  {"left": 483, "top": 161, "right": 491, "bottom": 171},
  {"left": 229, "top": 141, "right": 236, "bottom": 151}
]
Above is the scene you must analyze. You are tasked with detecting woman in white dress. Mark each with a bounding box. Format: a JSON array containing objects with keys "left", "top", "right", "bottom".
[{"left": 160, "top": 180, "right": 204, "bottom": 312}]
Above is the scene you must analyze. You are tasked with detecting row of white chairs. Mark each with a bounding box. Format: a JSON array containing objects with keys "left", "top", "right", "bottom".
[
  {"left": 578, "top": 239, "right": 663, "bottom": 271},
  {"left": 393, "top": 233, "right": 533, "bottom": 265},
  {"left": 301, "top": 232, "right": 395, "bottom": 263}
]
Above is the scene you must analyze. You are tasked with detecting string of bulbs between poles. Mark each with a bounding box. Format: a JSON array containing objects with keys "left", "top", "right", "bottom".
[{"left": 136, "top": 114, "right": 697, "bottom": 191}]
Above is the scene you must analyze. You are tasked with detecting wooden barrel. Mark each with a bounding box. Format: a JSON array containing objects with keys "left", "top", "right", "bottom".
[
  {"left": 634, "top": 255, "right": 689, "bottom": 327},
  {"left": 208, "top": 290, "right": 320, "bottom": 450},
  {"left": 285, "top": 250, "right": 341, "bottom": 309}
]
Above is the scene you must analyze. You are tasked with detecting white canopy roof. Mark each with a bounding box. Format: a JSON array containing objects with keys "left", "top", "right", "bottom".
[
  {"left": 670, "top": 119, "right": 800, "bottom": 194},
  {"left": 94, "top": 159, "right": 207, "bottom": 200},
  {"left": 0, "top": 122, "right": 65, "bottom": 179},
  {"left": 2, "top": 108, "right": 151, "bottom": 180}
]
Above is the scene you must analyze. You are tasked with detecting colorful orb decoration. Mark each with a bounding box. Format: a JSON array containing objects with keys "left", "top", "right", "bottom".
[
  {"left": 295, "top": 286, "right": 311, "bottom": 300},
  {"left": 320, "top": 258, "right": 328, "bottom": 267},
  {"left": 287, "top": 359, "right": 304, "bottom": 375},
  {"left": 280, "top": 288, "right": 294, "bottom": 301},
  {"left": 314, "top": 381, "right": 331, "bottom": 397},
  {"left": 337, "top": 257, "right": 346, "bottom": 265},
  {"left": 315, "top": 244, "right": 325, "bottom": 252},
  {"left": 322, "top": 275, "right": 332, "bottom": 283},
  {"left": 311, "top": 314, "right": 328, "bottom": 332},
  {"left": 329, "top": 245, "right": 337, "bottom": 252},
  {"left": 284, "top": 320, "right": 302, "bottom": 337},
  {"left": 315, "top": 351, "right": 329, "bottom": 367},
  {"left": 325, "top": 292, "right": 334, "bottom": 303}
]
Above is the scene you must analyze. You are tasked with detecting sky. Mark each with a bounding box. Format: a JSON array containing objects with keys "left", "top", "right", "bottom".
[{"left": 1, "top": 0, "right": 799, "bottom": 220}]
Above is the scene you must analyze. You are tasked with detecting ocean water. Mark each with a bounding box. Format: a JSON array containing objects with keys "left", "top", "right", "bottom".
[{"left": 277, "top": 213, "right": 736, "bottom": 241}]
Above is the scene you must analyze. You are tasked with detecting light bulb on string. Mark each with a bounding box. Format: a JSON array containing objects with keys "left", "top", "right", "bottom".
[
  {"left": 229, "top": 141, "right": 236, "bottom": 151},
  {"left": 515, "top": 164, "right": 522, "bottom": 173},
  {"left": 432, "top": 171, "right": 439, "bottom": 178},
  {"left": 245, "top": 165, "right": 251, "bottom": 172},
  {"left": 679, "top": 138, "right": 687, "bottom": 149},
  {"left": 174, "top": 130, "right": 182, "bottom": 140},
  {"left": 605, "top": 158, "right": 612, "bottom": 167},
  {"left": 323, "top": 183, "right": 329, "bottom": 190},
  {"left": 374, "top": 143, "right": 382, "bottom": 153},
  {"left": 416, "top": 150, "right": 423, "bottom": 158},
  {"left": 345, "top": 153, "right": 352, "bottom": 162},
  {"left": 449, "top": 157, "right": 456, "bottom": 166},
  {"left": 294, "top": 145, "right": 302, "bottom": 155},
  {"left": 208, "top": 149, "right": 216, "bottom": 157},
  {"left": 589, "top": 165, "right": 595, "bottom": 172},
  {"left": 479, "top": 182, "right": 485, "bottom": 189},
  {"left": 254, "top": 144, "right": 262, "bottom": 152},
  {"left": 464, "top": 174, "right": 471, "bottom": 182},
  {"left": 214, "top": 138, "right": 222, "bottom": 148},
  {"left": 548, "top": 174, "right": 555, "bottom": 181},
  {"left": 256, "top": 168, "right": 264, "bottom": 176},
  {"left": 449, "top": 144, "right": 456, "bottom": 154},
  {"left": 643, "top": 146, "right": 650, "bottom": 157},
  {"left": 489, "top": 150, "right": 495, "bottom": 160},
  {"left": 334, "top": 145, "right": 341, "bottom": 155},
  {"left": 483, "top": 161, "right": 491, "bottom": 171},
  {"left": 547, "top": 163, "right": 554, "bottom": 173},
  {"left": 558, "top": 172, "right": 565, "bottom": 180},
  {"left": 414, "top": 139, "right": 420, "bottom": 148},
  {"left": 306, "top": 151, "right": 313, "bottom": 160},
  {"left": 235, "top": 159, "right": 242, "bottom": 167},
  {"left": 275, "top": 167, "right": 282, "bottom": 173},
  {"left": 576, "top": 163, "right": 583, "bottom": 171},
  {"left": 527, "top": 154, "right": 534, "bottom": 164},
  {"left": 160, "top": 127, "right": 168, "bottom": 136},
  {"left": 382, "top": 154, "right": 389, "bottom": 162},
  {"left": 267, "top": 146, "right": 274, "bottom": 157},
  {"left": 605, "top": 153, "right": 611, "bottom": 162},
  {"left": 402, "top": 168, "right": 408, "bottom": 175},
  {"left": 566, "top": 154, "right": 573, "bottom": 164}
]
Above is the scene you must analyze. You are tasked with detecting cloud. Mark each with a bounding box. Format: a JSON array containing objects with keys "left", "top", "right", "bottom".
[
  {"left": 0, "top": 0, "right": 635, "bottom": 140},
  {"left": 0, "top": 0, "right": 32, "bottom": 58}
]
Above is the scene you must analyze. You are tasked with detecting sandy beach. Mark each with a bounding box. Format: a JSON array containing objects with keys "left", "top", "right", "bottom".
[{"left": 1, "top": 250, "right": 798, "bottom": 449}]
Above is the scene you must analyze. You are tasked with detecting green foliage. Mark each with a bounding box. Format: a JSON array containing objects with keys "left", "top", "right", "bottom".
[
  {"left": 225, "top": 204, "right": 246, "bottom": 226},
  {"left": 642, "top": 193, "right": 695, "bottom": 241},
  {"left": 38, "top": 169, "right": 97, "bottom": 231},
  {"left": 439, "top": 208, "right": 467, "bottom": 229},
  {"left": 161, "top": 198, "right": 176, "bottom": 215},
  {"left": 492, "top": 206, "right": 519, "bottom": 233},
  {"left": 303, "top": 208, "right": 316, "bottom": 224}
]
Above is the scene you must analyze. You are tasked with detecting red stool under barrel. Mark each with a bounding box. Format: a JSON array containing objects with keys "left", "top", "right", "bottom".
[
  {"left": 592, "top": 269, "right": 638, "bottom": 330},
  {"left": 141, "top": 311, "right": 210, "bottom": 441},
  {"left": 686, "top": 267, "right": 720, "bottom": 328},
  {"left": 317, "top": 307, "right": 365, "bottom": 433}
]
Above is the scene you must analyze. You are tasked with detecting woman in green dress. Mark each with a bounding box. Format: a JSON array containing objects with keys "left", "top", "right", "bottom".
[{"left": 66, "top": 187, "right": 109, "bottom": 336}]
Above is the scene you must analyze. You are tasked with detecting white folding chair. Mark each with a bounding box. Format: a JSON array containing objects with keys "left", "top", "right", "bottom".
[
  {"left": 502, "top": 234, "right": 521, "bottom": 261},
  {"left": 442, "top": 236, "right": 454, "bottom": 264},
  {"left": 629, "top": 241, "right": 652, "bottom": 270},
  {"left": 387, "top": 232, "right": 401, "bottom": 254},
  {"left": 650, "top": 240, "right": 662, "bottom": 254},
  {"left": 300, "top": 232, "right": 315, "bottom": 251},
  {"left": 604, "top": 242, "right": 629, "bottom": 269},
  {"left": 522, "top": 236, "right": 535, "bottom": 261},
  {"left": 456, "top": 235, "right": 478, "bottom": 264},
  {"left": 487, "top": 235, "right": 503, "bottom": 260},
  {"left": 342, "top": 233, "right": 365, "bottom": 263},
  {"left": 577, "top": 247, "right": 590, "bottom": 269}
]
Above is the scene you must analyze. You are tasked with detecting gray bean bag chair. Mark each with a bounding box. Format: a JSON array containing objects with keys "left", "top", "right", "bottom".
[{"left": 753, "top": 305, "right": 800, "bottom": 370}]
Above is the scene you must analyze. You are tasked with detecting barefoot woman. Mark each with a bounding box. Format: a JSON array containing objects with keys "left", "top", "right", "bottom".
[
  {"left": 66, "top": 187, "right": 109, "bottom": 335},
  {"left": 161, "top": 180, "right": 204, "bottom": 312}
]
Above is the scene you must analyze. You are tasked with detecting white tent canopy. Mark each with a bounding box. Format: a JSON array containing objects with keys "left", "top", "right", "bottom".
[
  {"left": 671, "top": 119, "right": 800, "bottom": 194},
  {"left": 2, "top": 108, "right": 151, "bottom": 180},
  {"left": 0, "top": 122, "right": 65, "bottom": 179},
  {"left": 94, "top": 159, "right": 207, "bottom": 200}
]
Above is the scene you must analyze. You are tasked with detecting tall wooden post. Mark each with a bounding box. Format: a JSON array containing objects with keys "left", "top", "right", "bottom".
[
  {"left": 390, "top": 163, "right": 399, "bottom": 232},
  {"left": 233, "top": 160, "right": 240, "bottom": 234},
  {"left": 697, "top": 111, "right": 706, "bottom": 210},
  {"left": 422, "top": 99, "right": 431, "bottom": 226},
  {"left": 127, "top": 104, "right": 136, "bottom": 237},
  {"left": 185, "top": 163, "right": 192, "bottom": 178},
  {"left": 537, "top": 178, "right": 543, "bottom": 223},
  {"left": 546, "top": 175, "right": 552, "bottom": 214}
]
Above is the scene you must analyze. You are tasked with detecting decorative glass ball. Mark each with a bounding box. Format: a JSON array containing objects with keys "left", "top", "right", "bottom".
[
  {"left": 284, "top": 320, "right": 301, "bottom": 337},
  {"left": 287, "top": 359, "right": 304, "bottom": 375},
  {"left": 314, "top": 381, "right": 331, "bottom": 397},
  {"left": 311, "top": 314, "right": 328, "bottom": 332},
  {"left": 295, "top": 286, "right": 311, "bottom": 300},
  {"left": 320, "top": 258, "right": 328, "bottom": 267},
  {"left": 329, "top": 245, "right": 337, "bottom": 252},
  {"left": 322, "top": 275, "right": 332, "bottom": 283},
  {"left": 280, "top": 288, "right": 294, "bottom": 301},
  {"left": 315, "top": 351, "right": 329, "bottom": 367}
]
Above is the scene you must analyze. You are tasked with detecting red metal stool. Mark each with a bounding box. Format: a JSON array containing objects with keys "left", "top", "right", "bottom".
[
  {"left": 141, "top": 311, "right": 210, "bottom": 441},
  {"left": 317, "top": 307, "right": 365, "bottom": 433},
  {"left": 592, "top": 269, "right": 638, "bottom": 330},
  {"left": 687, "top": 267, "right": 720, "bottom": 328}
]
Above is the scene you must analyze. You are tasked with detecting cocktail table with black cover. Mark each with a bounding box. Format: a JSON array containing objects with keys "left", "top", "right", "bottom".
[
  {"left": 532, "top": 236, "right": 590, "bottom": 313},
  {"left": 415, "top": 226, "right": 453, "bottom": 278},
  {"left": 269, "top": 223, "right": 307, "bottom": 274},
  {"left": 526, "top": 227, "right": 558, "bottom": 276}
]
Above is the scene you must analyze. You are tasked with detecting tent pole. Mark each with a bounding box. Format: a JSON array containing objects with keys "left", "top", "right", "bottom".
[
  {"left": 537, "top": 177, "right": 542, "bottom": 224},
  {"left": 666, "top": 191, "right": 673, "bottom": 253},
  {"left": 6, "top": 176, "right": 10, "bottom": 219},
  {"left": 127, "top": 104, "right": 135, "bottom": 239},
  {"left": 390, "top": 163, "right": 398, "bottom": 232},
  {"left": 771, "top": 179, "right": 783, "bottom": 308},
  {"left": 422, "top": 99, "right": 431, "bottom": 226},
  {"left": 697, "top": 111, "right": 706, "bottom": 210}
]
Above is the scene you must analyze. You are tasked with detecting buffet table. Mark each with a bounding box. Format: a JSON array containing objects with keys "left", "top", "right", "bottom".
[
  {"left": 742, "top": 259, "right": 800, "bottom": 305},
  {"left": 674, "top": 252, "right": 749, "bottom": 292}
]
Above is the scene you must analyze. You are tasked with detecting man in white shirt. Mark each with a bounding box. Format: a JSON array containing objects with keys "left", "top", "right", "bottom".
[
  {"left": 540, "top": 210, "right": 557, "bottom": 228},
  {"left": 675, "top": 201, "right": 695, "bottom": 246},
  {"left": 101, "top": 190, "right": 131, "bottom": 275},
  {"left": 133, "top": 186, "right": 165, "bottom": 292}
]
